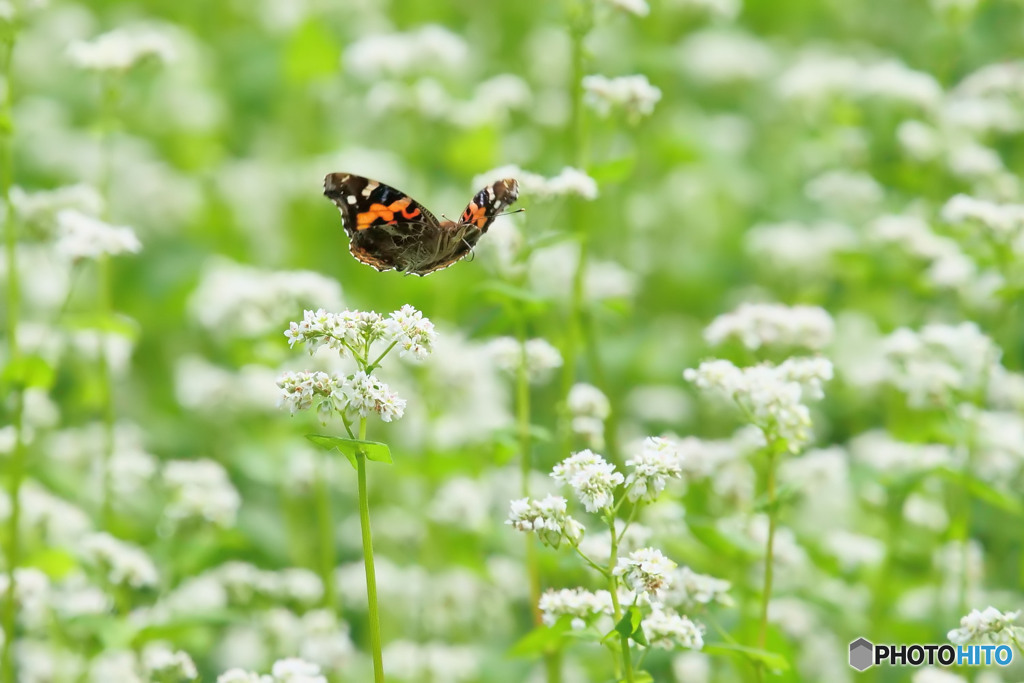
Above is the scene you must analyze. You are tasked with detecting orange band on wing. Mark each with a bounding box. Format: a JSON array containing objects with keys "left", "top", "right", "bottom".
[
  {"left": 356, "top": 198, "right": 421, "bottom": 229},
  {"left": 461, "top": 202, "right": 488, "bottom": 228}
]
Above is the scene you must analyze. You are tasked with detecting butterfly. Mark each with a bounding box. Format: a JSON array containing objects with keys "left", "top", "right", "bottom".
[{"left": 323, "top": 173, "right": 519, "bottom": 276}]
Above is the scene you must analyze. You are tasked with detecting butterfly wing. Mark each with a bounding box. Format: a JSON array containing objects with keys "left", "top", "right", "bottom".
[
  {"left": 323, "top": 173, "right": 441, "bottom": 272},
  {"left": 458, "top": 178, "right": 519, "bottom": 232}
]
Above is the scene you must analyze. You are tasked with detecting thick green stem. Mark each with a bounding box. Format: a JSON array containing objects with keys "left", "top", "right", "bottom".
[
  {"left": 516, "top": 317, "right": 543, "bottom": 627},
  {"left": 1, "top": 22, "right": 21, "bottom": 683},
  {"left": 356, "top": 418, "right": 384, "bottom": 683},
  {"left": 314, "top": 454, "right": 337, "bottom": 610},
  {"left": 608, "top": 519, "right": 635, "bottom": 683}
]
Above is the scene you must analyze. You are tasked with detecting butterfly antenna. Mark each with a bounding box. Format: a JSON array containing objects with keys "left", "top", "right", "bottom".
[{"left": 496, "top": 207, "right": 526, "bottom": 219}]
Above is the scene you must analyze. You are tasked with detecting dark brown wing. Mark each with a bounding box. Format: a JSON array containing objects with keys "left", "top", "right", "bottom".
[
  {"left": 458, "top": 178, "right": 519, "bottom": 232},
  {"left": 323, "top": 173, "right": 442, "bottom": 272}
]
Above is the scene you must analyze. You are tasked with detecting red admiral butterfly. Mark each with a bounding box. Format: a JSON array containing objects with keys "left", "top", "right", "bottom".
[{"left": 323, "top": 173, "right": 519, "bottom": 276}]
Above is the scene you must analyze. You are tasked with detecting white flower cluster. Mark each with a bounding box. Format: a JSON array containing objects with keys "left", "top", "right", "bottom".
[
  {"left": 344, "top": 24, "right": 467, "bottom": 79},
  {"left": 67, "top": 25, "right": 178, "bottom": 71},
  {"left": 190, "top": 259, "right": 343, "bottom": 338},
  {"left": 704, "top": 302, "right": 835, "bottom": 351},
  {"left": 219, "top": 658, "right": 326, "bottom": 683},
  {"left": 849, "top": 430, "right": 955, "bottom": 474},
  {"left": 662, "top": 566, "right": 733, "bottom": 609},
  {"left": 666, "top": 0, "right": 740, "bottom": 20},
  {"left": 276, "top": 370, "right": 406, "bottom": 423},
  {"left": 10, "top": 184, "right": 104, "bottom": 231},
  {"left": 804, "top": 170, "right": 884, "bottom": 213},
  {"left": 745, "top": 220, "right": 857, "bottom": 275},
  {"left": 285, "top": 306, "right": 434, "bottom": 362},
  {"left": 474, "top": 165, "right": 599, "bottom": 200},
  {"left": 881, "top": 322, "right": 1000, "bottom": 408},
  {"left": 382, "top": 641, "right": 480, "bottom": 683},
  {"left": 162, "top": 459, "right": 241, "bottom": 528},
  {"left": 868, "top": 214, "right": 976, "bottom": 289},
  {"left": 568, "top": 383, "right": 611, "bottom": 448},
  {"left": 778, "top": 52, "right": 942, "bottom": 109},
  {"left": 583, "top": 74, "right": 662, "bottom": 120},
  {"left": 78, "top": 532, "right": 159, "bottom": 589},
  {"left": 624, "top": 437, "right": 684, "bottom": 502},
  {"left": 948, "top": 607, "right": 1023, "bottom": 645},
  {"left": 552, "top": 450, "right": 625, "bottom": 513},
  {"left": 210, "top": 562, "right": 324, "bottom": 607},
  {"left": 143, "top": 644, "right": 199, "bottom": 681},
  {"left": 613, "top": 547, "right": 677, "bottom": 597},
  {"left": 506, "top": 495, "right": 584, "bottom": 548},
  {"left": 367, "top": 74, "right": 533, "bottom": 129},
  {"left": 55, "top": 210, "right": 142, "bottom": 261},
  {"left": 685, "top": 357, "right": 833, "bottom": 450},
  {"left": 538, "top": 588, "right": 614, "bottom": 629},
  {"left": 942, "top": 194, "right": 1024, "bottom": 247},
  {"left": 680, "top": 29, "right": 778, "bottom": 85},
  {"left": 488, "top": 336, "right": 563, "bottom": 383},
  {"left": 642, "top": 608, "right": 704, "bottom": 650}
]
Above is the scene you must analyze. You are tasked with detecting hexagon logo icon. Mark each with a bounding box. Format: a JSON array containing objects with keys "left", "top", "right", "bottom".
[{"left": 849, "top": 638, "right": 874, "bottom": 671}]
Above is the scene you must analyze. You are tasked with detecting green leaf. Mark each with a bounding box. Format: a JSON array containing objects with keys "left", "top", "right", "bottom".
[
  {"left": 625, "top": 672, "right": 654, "bottom": 683},
  {"left": 63, "top": 312, "right": 139, "bottom": 339},
  {"left": 687, "top": 518, "right": 760, "bottom": 559},
  {"left": 2, "top": 355, "right": 55, "bottom": 390},
  {"left": 934, "top": 466, "right": 1024, "bottom": 515},
  {"left": 284, "top": 20, "right": 341, "bottom": 83},
  {"left": 703, "top": 643, "right": 790, "bottom": 672},
  {"left": 305, "top": 434, "right": 393, "bottom": 469},
  {"left": 612, "top": 608, "right": 648, "bottom": 646},
  {"left": 508, "top": 617, "right": 573, "bottom": 658}
]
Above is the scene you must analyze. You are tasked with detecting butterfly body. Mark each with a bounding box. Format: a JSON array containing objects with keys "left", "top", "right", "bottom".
[{"left": 323, "top": 173, "right": 519, "bottom": 276}]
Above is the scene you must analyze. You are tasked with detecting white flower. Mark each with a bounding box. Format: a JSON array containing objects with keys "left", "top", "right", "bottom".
[
  {"left": 142, "top": 644, "right": 198, "bottom": 681},
  {"left": 473, "top": 165, "right": 599, "bottom": 201},
  {"left": 778, "top": 52, "right": 941, "bottom": 109},
  {"left": 601, "top": 0, "right": 649, "bottom": 15},
  {"left": 679, "top": 29, "right": 777, "bottom": 85},
  {"left": 190, "top": 258, "right": 343, "bottom": 338},
  {"left": 10, "top": 184, "right": 104, "bottom": 230},
  {"left": 662, "top": 566, "right": 733, "bottom": 609},
  {"left": 704, "top": 303, "right": 835, "bottom": 351},
  {"left": 270, "top": 658, "right": 327, "bottom": 683},
  {"left": 745, "top": 221, "right": 857, "bottom": 275},
  {"left": 942, "top": 194, "right": 1024, "bottom": 245},
  {"left": 283, "top": 309, "right": 387, "bottom": 357},
  {"left": 881, "top": 322, "right": 1000, "bottom": 408},
  {"left": 385, "top": 304, "right": 437, "bottom": 360},
  {"left": 613, "top": 547, "right": 677, "bottom": 596},
  {"left": 583, "top": 74, "right": 662, "bottom": 120},
  {"left": 948, "top": 607, "right": 1023, "bottom": 645},
  {"left": 804, "top": 170, "right": 884, "bottom": 213},
  {"left": 568, "top": 383, "right": 611, "bottom": 420},
  {"left": 684, "top": 358, "right": 832, "bottom": 450},
  {"left": 551, "top": 450, "right": 624, "bottom": 513},
  {"left": 78, "top": 532, "right": 159, "bottom": 588},
  {"left": 506, "top": 495, "right": 584, "bottom": 548},
  {"left": 55, "top": 210, "right": 141, "bottom": 260},
  {"left": 825, "top": 531, "right": 886, "bottom": 571},
  {"left": 624, "top": 437, "right": 684, "bottom": 502},
  {"left": 868, "top": 214, "right": 975, "bottom": 289},
  {"left": 382, "top": 641, "right": 480, "bottom": 683},
  {"left": 488, "top": 337, "right": 563, "bottom": 383},
  {"left": 68, "top": 25, "right": 177, "bottom": 71},
  {"left": 538, "top": 588, "right": 614, "bottom": 629},
  {"left": 276, "top": 371, "right": 346, "bottom": 416},
  {"left": 666, "top": 0, "right": 740, "bottom": 19},
  {"left": 642, "top": 608, "right": 704, "bottom": 650},
  {"left": 162, "top": 459, "right": 241, "bottom": 528},
  {"left": 344, "top": 25, "right": 467, "bottom": 79},
  {"left": 345, "top": 371, "right": 406, "bottom": 422}
]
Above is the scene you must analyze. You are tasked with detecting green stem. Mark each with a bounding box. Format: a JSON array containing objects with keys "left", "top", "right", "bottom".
[
  {"left": 1, "top": 20, "right": 21, "bottom": 683},
  {"left": 608, "top": 518, "right": 635, "bottom": 683},
  {"left": 356, "top": 417, "right": 384, "bottom": 683},
  {"left": 515, "top": 316, "right": 543, "bottom": 627},
  {"left": 755, "top": 447, "right": 779, "bottom": 682},
  {"left": 557, "top": 0, "right": 591, "bottom": 461},
  {"left": 314, "top": 453, "right": 337, "bottom": 610}
]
